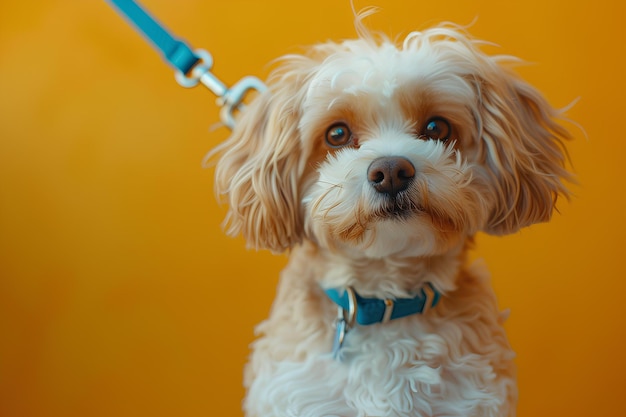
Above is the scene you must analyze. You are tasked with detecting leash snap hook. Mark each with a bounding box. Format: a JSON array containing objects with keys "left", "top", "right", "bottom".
[
  {"left": 219, "top": 76, "right": 267, "bottom": 129},
  {"left": 175, "top": 49, "right": 267, "bottom": 129}
]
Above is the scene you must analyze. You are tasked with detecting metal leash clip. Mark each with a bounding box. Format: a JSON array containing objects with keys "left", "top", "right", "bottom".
[
  {"left": 107, "top": 0, "right": 266, "bottom": 130},
  {"left": 332, "top": 287, "right": 357, "bottom": 358},
  {"left": 175, "top": 49, "right": 267, "bottom": 129}
]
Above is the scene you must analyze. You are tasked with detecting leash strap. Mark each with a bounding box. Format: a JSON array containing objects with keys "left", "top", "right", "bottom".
[
  {"left": 106, "top": 0, "right": 266, "bottom": 128},
  {"left": 107, "top": 0, "right": 200, "bottom": 74}
]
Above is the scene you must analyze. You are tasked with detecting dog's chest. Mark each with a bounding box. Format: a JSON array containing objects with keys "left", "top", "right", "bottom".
[{"left": 245, "top": 316, "right": 515, "bottom": 417}]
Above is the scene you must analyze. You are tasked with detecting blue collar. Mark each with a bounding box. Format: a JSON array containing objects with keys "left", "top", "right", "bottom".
[{"left": 324, "top": 283, "right": 441, "bottom": 326}]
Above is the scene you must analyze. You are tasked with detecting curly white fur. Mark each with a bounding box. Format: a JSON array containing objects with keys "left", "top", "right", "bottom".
[{"left": 209, "top": 14, "right": 570, "bottom": 417}]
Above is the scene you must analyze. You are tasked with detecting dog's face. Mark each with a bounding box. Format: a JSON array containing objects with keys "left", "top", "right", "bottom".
[{"left": 212, "top": 25, "right": 570, "bottom": 258}]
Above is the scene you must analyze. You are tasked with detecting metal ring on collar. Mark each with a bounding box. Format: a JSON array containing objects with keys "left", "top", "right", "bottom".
[{"left": 344, "top": 287, "right": 357, "bottom": 328}]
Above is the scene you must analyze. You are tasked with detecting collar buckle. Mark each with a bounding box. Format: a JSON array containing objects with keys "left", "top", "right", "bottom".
[
  {"left": 381, "top": 299, "right": 394, "bottom": 323},
  {"left": 421, "top": 284, "right": 436, "bottom": 315}
]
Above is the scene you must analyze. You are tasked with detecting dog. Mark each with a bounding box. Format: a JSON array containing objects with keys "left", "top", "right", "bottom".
[{"left": 209, "top": 12, "right": 571, "bottom": 417}]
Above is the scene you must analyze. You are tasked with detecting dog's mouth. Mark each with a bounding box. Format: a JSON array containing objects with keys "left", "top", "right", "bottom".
[{"left": 374, "top": 196, "right": 423, "bottom": 220}]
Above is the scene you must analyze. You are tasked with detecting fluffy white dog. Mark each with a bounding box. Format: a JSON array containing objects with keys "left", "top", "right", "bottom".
[{"left": 210, "top": 13, "right": 571, "bottom": 417}]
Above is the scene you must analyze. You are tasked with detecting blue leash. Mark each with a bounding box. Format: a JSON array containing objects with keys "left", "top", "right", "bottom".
[
  {"left": 105, "top": 0, "right": 266, "bottom": 128},
  {"left": 106, "top": 0, "right": 199, "bottom": 75}
]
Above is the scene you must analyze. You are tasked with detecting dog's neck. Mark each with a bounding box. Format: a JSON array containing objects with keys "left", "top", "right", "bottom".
[{"left": 296, "top": 238, "right": 469, "bottom": 299}]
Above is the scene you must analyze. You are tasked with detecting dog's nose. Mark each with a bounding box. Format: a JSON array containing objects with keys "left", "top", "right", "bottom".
[{"left": 367, "top": 157, "right": 416, "bottom": 197}]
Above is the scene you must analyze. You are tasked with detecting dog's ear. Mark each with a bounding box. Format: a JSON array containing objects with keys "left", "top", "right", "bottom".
[
  {"left": 475, "top": 68, "right": 572, "bottom": 235},
  {"left": 210, "top": 76, "right": 307, "bottom": 253}
]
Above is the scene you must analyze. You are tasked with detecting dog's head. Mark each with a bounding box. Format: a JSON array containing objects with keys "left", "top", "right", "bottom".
[{"left": 211, "top": 22, "right": 571, "bottom": 258}]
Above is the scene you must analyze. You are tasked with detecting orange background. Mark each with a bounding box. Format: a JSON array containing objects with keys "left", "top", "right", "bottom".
[{"left": 1, "top": 1, "right": 624, "bottom": 416}]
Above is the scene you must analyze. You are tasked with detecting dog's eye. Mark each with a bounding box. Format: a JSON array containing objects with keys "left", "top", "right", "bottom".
[
  {"left": 325, "top": 123, "right": 352, "bottom": 147},
  {"left": 421, "top": 117, "right": 451, "bottom": 142}
]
